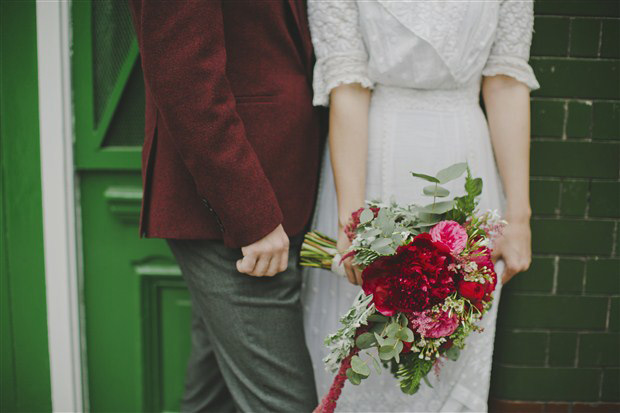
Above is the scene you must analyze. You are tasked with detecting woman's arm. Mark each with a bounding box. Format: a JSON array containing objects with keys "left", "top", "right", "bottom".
[
  {"left": 330, "top": 83, "right": 371, "bottom": 285},
  {"left": 482, "top": 74, "right": 533, "bottom": 284}
]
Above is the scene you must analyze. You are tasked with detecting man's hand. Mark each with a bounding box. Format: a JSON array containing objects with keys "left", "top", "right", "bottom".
[{"left": 236, "top": 224, "right": 290, "bottom": 277}]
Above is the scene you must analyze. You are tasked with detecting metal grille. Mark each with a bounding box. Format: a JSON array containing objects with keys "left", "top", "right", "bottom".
[
  {"left": 101, "top": 63, "right": 145, "bottom": 147},
  {"left": 91, "top": 0, "right": 135, "bottom": 124}
]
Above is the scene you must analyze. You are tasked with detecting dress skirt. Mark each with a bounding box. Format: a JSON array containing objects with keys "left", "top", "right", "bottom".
[{"left": 302, "top": 83, "right": 507, "bottom": 412}]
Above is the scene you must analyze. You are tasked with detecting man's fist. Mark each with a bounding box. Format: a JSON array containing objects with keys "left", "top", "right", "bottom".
[{"left": 236, "top": 224, "right": 290, "bottom": 277}]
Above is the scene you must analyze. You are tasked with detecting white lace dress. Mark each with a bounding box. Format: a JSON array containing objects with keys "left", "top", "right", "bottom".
[{"left": 301, "top": 1, "right": 540, "bottom": 412}]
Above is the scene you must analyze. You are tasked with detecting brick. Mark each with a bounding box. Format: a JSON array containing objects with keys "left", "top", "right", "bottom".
[
  {"left": 531, "top": 58, "right": 620, "bottom": 100},
  {"left": 549, "top": 332, "right": 578, "bottom": 367},
  {"left": 531, "top": 141, "right": 619, "bottom": 179},
  {"left": 600, "top": 19, "right": 620, "bottom": 59},
  {"left": 531, "top": 179, "right": 560, "bottom": 215},
  {"left": 532, "top": 17, "right": 570, "bottom": 57},
  {"left": 490, "top": 366, "right": 600, "bottom": 401},
  {"left": 488, "top": 399, "right": 545, "bottom": 413},
  {"left": 560, "top": 180, "right": 588, "bottom": 216},
  {"left": 601, "top": 369, "right": 619, "bottom": 402},
  {"left": 570, "top": 18, "right": 602, "bottom": 57},
  {"left": 498, "top": 295, "right": 608, "bottom": 330},
  {"left": 578, "top": 333, "right": 620, "bottom": 367},
  {"left": 535, "top": 1, "right": 620, "bottom": 18},
  {"left": 557, "top": 258, "right": 585, "bottom": 294},
  {"left": 609, "top": 298, "right": 619, "bottom": 332},
  {"left": 585, "top": 258, "right": 620, "bottom": 294},
  {"left": 566, "top": 101, "right": 592, "bottom": 139},
  {"left": 545, "top": 402, "right": 571, "bottom": 412},
  {"left": 494, "top": 331, "right": 547, "bottom": 365},
  {"left": 592, "top": 102, "right": 620, "bottom": 140},
  {"left": 590, "top": 181, "right": 620, "bottom": 218},
  {"left": 531, "top": 218, "right": 615, "bottom": 255},
  {"left": 573, "top": 402, "right": 620, "bottom": 412},
  {"left": 506, "top": 257, "right": 554, "bottom": 293},
  {"left": 531, "top": 100, "right": 565, "bottom": 138}
]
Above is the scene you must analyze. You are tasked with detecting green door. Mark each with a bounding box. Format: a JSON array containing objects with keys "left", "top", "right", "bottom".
[{"left": 72, "top": 2, "right": 191, "bottom": 411}]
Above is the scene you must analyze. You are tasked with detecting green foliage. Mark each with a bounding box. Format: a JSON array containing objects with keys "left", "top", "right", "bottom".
[
  {"left": 445, "top": 167, "right": 483, "bottom": 223},
  {"left": 395, "top": 354, "right": 435, "bottom": 395}
]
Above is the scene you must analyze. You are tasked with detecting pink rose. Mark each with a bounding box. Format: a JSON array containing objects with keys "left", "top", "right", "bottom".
[
  {"left": 429, "top": 220, "right": 468, "bottom": 254},
  {"left": 409, "top": 309, "right": 460, "bottom": 339}
]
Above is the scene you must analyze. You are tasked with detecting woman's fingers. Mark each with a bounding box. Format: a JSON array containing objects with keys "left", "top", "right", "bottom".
[
  {"left": 344, "top": 258, "right": 357, "bottom": 285},
  {"left": 354, "top": 266, "right": 364, "bottom": 286}
]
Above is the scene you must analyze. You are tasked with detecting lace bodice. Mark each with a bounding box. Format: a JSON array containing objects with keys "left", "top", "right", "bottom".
[{"left": 309, "top": 0, "right": 540, "bottom": 106}]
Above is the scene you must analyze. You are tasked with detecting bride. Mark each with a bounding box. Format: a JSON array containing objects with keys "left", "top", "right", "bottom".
[{"left": 302, "top": 1, "right": 539, "bottom": 412}]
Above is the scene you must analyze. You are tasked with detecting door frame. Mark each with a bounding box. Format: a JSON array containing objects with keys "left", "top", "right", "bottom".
[{"left": 36, "top": 1, "right": 86, "bottom": 411}]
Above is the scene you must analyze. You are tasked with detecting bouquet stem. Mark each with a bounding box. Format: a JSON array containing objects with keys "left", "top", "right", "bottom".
[
  {"left": 300, "top": 231, "right": 338, "bottom": 270},
  {"left": 313, "top": 348, "right": 359, "bottom": 413}
]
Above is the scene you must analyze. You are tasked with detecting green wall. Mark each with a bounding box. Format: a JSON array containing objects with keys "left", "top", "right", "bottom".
[
  {"left": 0, "top": 1, "right": 52, "bottom": 412},
  {"left": 491, "top": 0, "right": 620, "bottom": 409}
]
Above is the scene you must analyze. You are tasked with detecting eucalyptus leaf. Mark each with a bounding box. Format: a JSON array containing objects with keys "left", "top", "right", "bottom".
[
  {"left": 346, "top": 368, "right": 362, "bottom": 385},
  {"left": 436, "top": 162, "right": 467, "bottom": 184},
  {"left": 379, "top": 345, "right": 395, "bottom": 360},
  {"left": 386, "top": 322, "right": 401, "bottom": 338},
  {"left": 395, "top": 340, "right": 404, "bottom": 354},
  {"left": 370, "top": 323, "right": 386, "bottom": 335},
  {"left": 374, "top": 332, "right": 385, "bottom": 346},
  {"left": 396, "top": 327, "right": 414, "bottom": 342},
  {"left": 359, "top": 208, "right": 374, "bottom": 224},
  {"left": 422, "top": 185, "right": 450, "bottom": 197},
  {"left": 351, "top": 355, "right": 371, "bottom": 377},
  {"left": 355, "top": 332, "right": 376, "bottom": 349},
  {"left": 368, "top": 314, "right": 389, "bottom": 323},
  {"left": 419, "top": 200, "right": 456, "bottom": 214},
  {"left": 445, "top": 346, "right": 461, "bottom": 361},
  {"left": 374, "top": 245, "right": 396, "bottom": 256},
  {"left": 369, "top": 354, "right": 382, "bottom": 374},
  {"left": 411, "top": 172, "right": 440, "bottom": 183},
  {"left": 398, "top": 313, "right": 408, "bottom": 327}
]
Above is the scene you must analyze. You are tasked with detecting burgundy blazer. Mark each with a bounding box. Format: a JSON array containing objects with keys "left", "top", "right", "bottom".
[{"left": 129, "top": 0, "right": 324, "bottom": 248}]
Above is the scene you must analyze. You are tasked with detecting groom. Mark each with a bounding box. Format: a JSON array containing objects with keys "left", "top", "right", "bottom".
[{"left": 129, "top": 1, "right": 323, "bottom": 412}]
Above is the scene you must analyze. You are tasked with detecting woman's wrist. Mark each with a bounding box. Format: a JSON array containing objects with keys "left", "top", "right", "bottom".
[{"left": 505, "top": 205, "right": 532, "bottom": 225}]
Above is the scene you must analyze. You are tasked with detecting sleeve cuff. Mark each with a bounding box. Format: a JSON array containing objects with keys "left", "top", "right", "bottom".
[
  {"left": 312, "top": 54, "right": 374, "bottom": 106},
  {"left": 482, "top": 55, "right": 540, "bottom": 91}
]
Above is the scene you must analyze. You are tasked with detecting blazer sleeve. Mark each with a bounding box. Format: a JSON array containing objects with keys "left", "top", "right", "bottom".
[{"left": 130, "top": 0, "right": 283, "bottom": 247}]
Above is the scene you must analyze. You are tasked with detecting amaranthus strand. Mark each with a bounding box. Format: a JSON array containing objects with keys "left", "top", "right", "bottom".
[{"left": 313, "top": 348, "right": 360, "bottom": 413}]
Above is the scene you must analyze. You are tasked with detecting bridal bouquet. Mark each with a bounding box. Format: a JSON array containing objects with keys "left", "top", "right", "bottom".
[{"left": 300, "top": 163, "right": 506, "bottom": 413}]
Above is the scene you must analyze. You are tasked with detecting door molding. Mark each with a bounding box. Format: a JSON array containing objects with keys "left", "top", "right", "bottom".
[{"left": 36, "top": 1, "right": 86, "bottom": 411}]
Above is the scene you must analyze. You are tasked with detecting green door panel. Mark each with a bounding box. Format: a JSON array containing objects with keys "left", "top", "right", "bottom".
[
  {"left": 80, "top": 173, "right": 191, "bottom": 412},
  {"left": 73, "top": 2, "right": 192, "bottom": 411},
  {"left": 1, "top": 1, "right": 52, "bottom": 411}
]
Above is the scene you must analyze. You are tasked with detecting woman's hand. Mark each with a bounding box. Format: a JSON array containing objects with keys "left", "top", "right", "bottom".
[
  {"left": 337, "top": 226, "right": 364, "bottom": 286},
  {"left": 491, "top": 216, "right": 532, "bottom": 284}
]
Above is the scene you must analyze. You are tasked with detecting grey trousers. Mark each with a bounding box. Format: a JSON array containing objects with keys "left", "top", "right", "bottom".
[{"left": 167, "top": 236, "right": 318, "bottom": 413}]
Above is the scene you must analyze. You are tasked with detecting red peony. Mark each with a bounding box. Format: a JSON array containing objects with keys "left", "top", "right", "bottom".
[
  {"left": 345, "top": 207, "right": 380, "bottom": 241},
  {"left": 362, "top": 233, "right": 456, "bottom": 316},
  {"left": 469, "top": 246, "right": 498, "bottom": 298},
  {"left": 458, "top": 280, "right": 485, "bottom": 302}
]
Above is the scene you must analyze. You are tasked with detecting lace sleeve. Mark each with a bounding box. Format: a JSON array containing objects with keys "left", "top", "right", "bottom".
[
  {"left": 308, "top": 0, "right": 373, "bottom": 106},
  {"left": 482, "top": 0, "right": 540, "bottom": 90}
]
